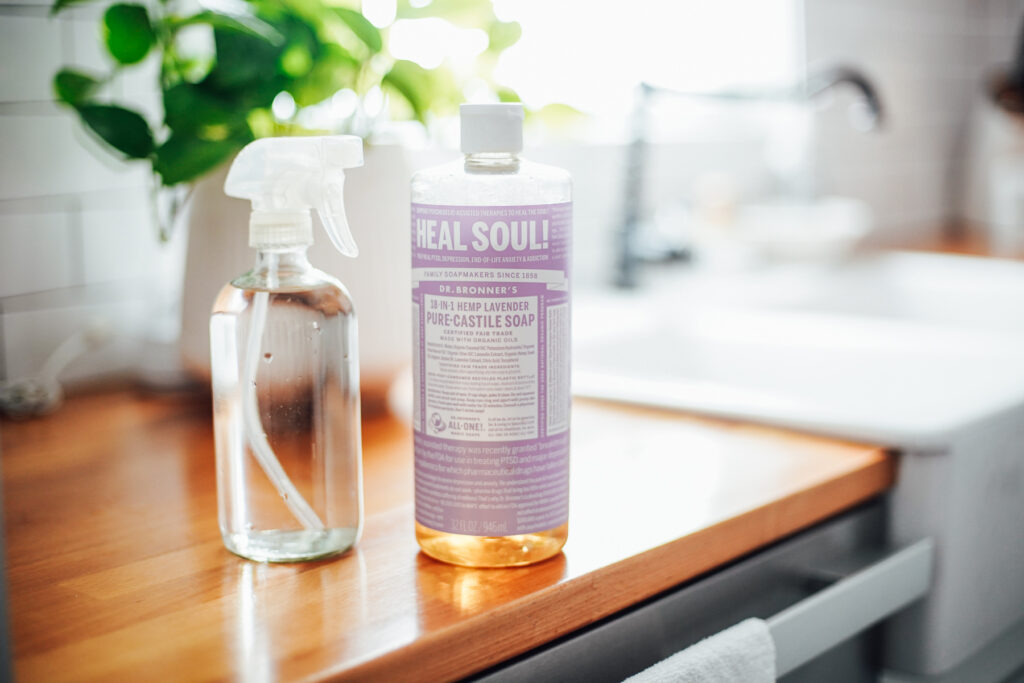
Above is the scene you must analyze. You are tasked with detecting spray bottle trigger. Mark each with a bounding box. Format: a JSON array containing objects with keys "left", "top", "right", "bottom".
[{"left": 318, "top": 173, "right": 358, "bottom": 257}]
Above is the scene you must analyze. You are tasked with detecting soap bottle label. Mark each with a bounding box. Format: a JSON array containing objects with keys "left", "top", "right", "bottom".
[{"left": 411, "top": 202, "right": 571, "bottom": 535}]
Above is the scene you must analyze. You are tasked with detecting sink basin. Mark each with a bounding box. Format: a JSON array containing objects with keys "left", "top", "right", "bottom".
[
  {"left": 638, "top": 251, "right": 1024, "bottom": 332},
  {"left": 573, "top": 250, "right": 1024, "bottom": 676},
  {"left": 573, "top": 252, "right": 1024, "bottom": 449},
  {"left": 756, "top": 252, "right": 1024, "bottom": 331}
]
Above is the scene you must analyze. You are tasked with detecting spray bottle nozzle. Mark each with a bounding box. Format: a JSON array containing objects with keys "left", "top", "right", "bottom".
[{"left": 224, "top": 135, "right": 364, "bottom": 256}]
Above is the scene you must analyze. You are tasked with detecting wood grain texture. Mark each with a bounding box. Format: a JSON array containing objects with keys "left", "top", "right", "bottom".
[{"left": 1, "top": 390, "right": 894, "bottom": 682}]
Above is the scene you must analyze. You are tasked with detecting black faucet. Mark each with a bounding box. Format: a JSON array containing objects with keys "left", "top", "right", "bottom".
[{"left": 614, "top": 66, "right": 883, "bottom": 289}]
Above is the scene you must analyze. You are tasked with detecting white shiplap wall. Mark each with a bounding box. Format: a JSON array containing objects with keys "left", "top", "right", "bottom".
[{"left": 0, "top": 0, "right": 175, "bottom": 385}]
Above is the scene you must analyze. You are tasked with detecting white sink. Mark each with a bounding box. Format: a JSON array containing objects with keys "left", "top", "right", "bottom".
[
  {"left": 573, "top": 249, "right": 1024, "bottom": 675},
  {"left": 573, "top": 252, "right": 1024, "bottom": 449},
  {"left": 717, "top": 252, "right": 1024, "bottom": 332}
]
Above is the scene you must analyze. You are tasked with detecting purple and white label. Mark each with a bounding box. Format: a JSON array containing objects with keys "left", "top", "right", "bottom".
[{"left": 412, "top": 202, "right": 571, "bottom": 536}]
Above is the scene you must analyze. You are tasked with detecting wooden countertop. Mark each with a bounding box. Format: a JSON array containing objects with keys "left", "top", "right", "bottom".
[{"left": 1, "top": 390, "right": 894, "bottom": 682}]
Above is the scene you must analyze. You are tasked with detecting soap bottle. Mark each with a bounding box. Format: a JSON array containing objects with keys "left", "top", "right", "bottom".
[
  {"left": 410, "top": 103, "right": 573, "bottom": 567},
  {"left": 211, "top": 135, "right": 364, "bottom": 562}
]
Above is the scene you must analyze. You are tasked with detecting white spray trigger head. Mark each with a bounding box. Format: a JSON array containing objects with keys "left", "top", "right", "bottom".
[
  {"left": 224, "top": 135, "right": 364, "bottom": 255},
  {"left": 320, "top": 169, "right": 358, "bottom": 256}
]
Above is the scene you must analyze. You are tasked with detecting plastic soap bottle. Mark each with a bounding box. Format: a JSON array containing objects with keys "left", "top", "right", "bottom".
[
  {"left": 411, "top": 103, "right": 573, "bottom": 567},
  {"left": 211, "top": 135, "right": 364, "bottom": 562}
]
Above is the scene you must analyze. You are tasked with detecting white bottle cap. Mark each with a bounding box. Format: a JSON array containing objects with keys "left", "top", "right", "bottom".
[
  {"left": 460, "top": 103, "right": 524, "bottom": 154},
  {"left": 249, "top": 210, "right": 313, "bottom": 249}
]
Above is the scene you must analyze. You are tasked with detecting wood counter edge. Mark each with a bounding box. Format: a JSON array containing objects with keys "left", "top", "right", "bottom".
[{"left": 333, "top": 449, "right": 896, "bottom": 682}]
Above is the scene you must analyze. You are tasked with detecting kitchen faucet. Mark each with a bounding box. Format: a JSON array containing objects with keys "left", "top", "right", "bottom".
[{"left": 615, "top": 66, "right": 884, "bottom": 288}]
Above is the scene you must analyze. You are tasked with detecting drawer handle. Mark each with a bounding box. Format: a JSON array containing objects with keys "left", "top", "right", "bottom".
[{"left": 769, "top": 538, "right": 934, "bottom": 676}]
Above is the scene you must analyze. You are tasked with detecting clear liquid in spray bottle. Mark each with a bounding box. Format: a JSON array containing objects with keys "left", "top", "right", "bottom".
[
  {"left": 211, "top": 136, "right": 364, "bottom": 562},
  {"left": 411, "top": 104, "right": 572, "bottom": 567}
]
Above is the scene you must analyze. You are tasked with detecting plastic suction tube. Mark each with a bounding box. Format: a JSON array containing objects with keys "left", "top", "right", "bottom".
[{"left": 242, "top": 291, "right": 325, "bottom": 530}]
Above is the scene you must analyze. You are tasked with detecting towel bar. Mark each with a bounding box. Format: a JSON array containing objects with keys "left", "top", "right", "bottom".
[{"left": 769, "top": 538, "right": 934, "bottom": 677}]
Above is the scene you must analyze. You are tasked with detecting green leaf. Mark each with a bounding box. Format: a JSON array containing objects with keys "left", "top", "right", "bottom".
[
  {"left": 154, "top": 134, "right": 246, "bottom": 186},
  {"left": 50, "top": 0, "right": 96, "bottom": 16},
  {"left": 487, "top": 21, "right": 521, "bottom": 53},
  {"left": 54, "top": 68, "right": 101, "bottom": 106},
  {"left": 383, "top": 59, "right": 461, "bottom": 121},
  {"left": 103, "top": 4, "right": 155, "bottom": 65},
  {"left": 246, "top": 109, "right": 276, "bottom": 139},
  {"left": 332, "top": 8, "right": 382, "bottom": 54},
  {"left": 529, "top": 102, "right": 587, "bottom": 129},
  {"left": 382, "top": 60, "right": 430, "bottom": 120},
  {"left": 163, "top": 83, "right": 241, "bottom": 133},
  {"left": 208, "top": 24, "right": 284, "bottom": 91},
  {"left": 280, "top": 42, "right": 313, "bottom": 78},
  {"left": 78, "top": 105, "right": 154, "bottom": 159},
  {"left": 288, "top": 44, "right": 358, "bottom": 107},
  {"left": 496, "top": 87, "right": 520, "bottom": 103},
  {"left": 171, "top": 10, "right": 282, "bottom": 44}
]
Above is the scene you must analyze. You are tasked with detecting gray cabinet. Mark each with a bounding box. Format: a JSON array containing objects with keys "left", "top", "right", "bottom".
[{"left": 475, "top": 500, "right": 931, "bottom": 683}]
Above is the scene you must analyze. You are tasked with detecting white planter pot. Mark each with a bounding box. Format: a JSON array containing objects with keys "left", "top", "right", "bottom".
[{"left": 179, "top": 144, "right": 417, "bottom": 401}]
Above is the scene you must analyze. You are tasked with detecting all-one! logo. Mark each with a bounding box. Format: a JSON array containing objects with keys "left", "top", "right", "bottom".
[{"left": 429, "top": 412, "right": 447, "bottom": 433}]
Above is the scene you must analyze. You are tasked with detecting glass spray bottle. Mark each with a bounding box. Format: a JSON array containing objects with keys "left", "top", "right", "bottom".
[
  {"left": 211, "top": 136, "right": 364, "bottom": 562},
  {"left": 411, "top": 104, "right": 573, "bottom": 567}
]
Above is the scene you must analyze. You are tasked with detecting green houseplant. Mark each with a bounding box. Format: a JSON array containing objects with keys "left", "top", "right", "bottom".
[
  {"left": 51, "top": 0, "right": 523, "bottom": 234},
  {"left": 49, "top": 0, "right": 529, "bottom": 394}
]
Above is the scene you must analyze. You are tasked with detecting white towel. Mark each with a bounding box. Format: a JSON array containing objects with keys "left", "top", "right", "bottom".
[{"left": 624, "top": 618, "right": 776, "bottom": 683}]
